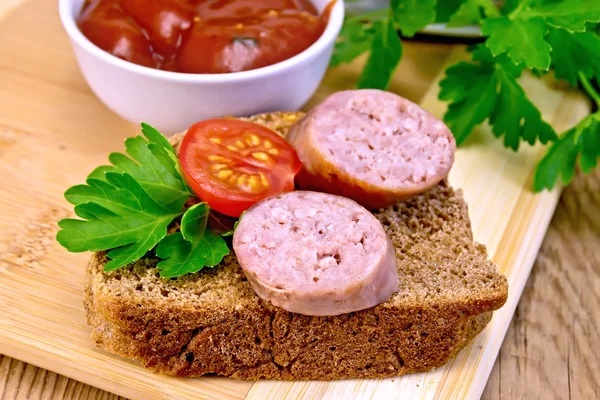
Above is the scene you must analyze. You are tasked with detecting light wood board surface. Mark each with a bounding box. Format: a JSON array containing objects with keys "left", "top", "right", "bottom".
[{"left": 0, "top": 0, "right": 595, "bottom": 399}]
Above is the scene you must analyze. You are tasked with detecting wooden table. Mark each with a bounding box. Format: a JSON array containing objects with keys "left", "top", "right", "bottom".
[{"left": 0, "top": 2, "right": 598, "bottom": 399}]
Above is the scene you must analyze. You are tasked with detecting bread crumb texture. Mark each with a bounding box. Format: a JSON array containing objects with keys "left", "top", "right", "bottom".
[{"left": 84, "top": 111, "right": 507, "bottom": 380}]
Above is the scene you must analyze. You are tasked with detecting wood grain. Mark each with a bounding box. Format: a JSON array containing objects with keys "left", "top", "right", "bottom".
[
  {"left": 0, "top": 355, "right": 124, "bottom": 400},
  {"left": 0, "top": 0, "right": 597, "bottom": 399},
  {"left": 482, "top": 168, "right": 600, "bottom": 400}
]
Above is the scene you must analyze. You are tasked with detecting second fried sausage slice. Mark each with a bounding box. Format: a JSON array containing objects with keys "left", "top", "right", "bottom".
[{"left": 287, "top": 89, "right": 456, "bottom": 209}]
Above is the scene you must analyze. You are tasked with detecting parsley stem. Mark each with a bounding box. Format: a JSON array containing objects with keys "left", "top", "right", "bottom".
[
  {"left": 509, "top": 0, "right": 532, "bottom": 19},
  {"left": 578, "top": 71, "right": 600, "bottom": 109}
]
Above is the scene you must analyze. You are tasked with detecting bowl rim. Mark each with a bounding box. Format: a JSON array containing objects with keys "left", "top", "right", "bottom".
[{"left": 58, "top": 0, "right": 345, "bottom": 83}]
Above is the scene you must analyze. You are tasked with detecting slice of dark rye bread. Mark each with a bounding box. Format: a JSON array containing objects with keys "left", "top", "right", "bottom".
[{"left": 84, "top": 111, "right": 508, "bottom": 380}]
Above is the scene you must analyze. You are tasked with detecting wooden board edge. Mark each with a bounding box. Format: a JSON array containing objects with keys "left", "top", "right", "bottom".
[
  {"left": 469, "top": 189, "right": 563, "bottom": 400},
  {"left": 0, "top": 329, "right": 251, "bottom": 400},
  {"left": 433, "top": 169, "right": 563, "bottom": 399},
  {"left": 429, "top": 56, "right": 590, "bottom": 399},
  {"left": 0, "top": 333, "right": 152, "bottom": 400}
]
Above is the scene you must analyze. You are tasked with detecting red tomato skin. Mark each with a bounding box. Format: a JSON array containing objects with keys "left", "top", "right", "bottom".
[{"left": 179, "top": 119, "right": 301, "bottom": 217}]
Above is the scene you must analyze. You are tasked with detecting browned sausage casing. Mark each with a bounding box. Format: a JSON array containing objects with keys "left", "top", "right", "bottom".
[
  {"left": 232, "top": 191, "right": 398, "bottom": 316},
  {"left": 287, "top": 90, "right": 456, "bottom": 209}
]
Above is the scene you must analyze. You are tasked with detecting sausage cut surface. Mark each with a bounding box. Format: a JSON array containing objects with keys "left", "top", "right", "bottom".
[
  {"left": 287, "top": 89, "right": 456, "bottom": 209},
  {"left": 232, "top": 191, "right": 398, "bottom": 316}
]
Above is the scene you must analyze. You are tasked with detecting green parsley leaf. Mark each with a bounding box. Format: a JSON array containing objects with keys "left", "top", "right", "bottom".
[
  {"left": 141, "top": 123, "right": 177, "bottom": 155},
  {"left": 534, "top": 128, "right": 579, "bottom": 190},
  {"left": 358, "top": 17, "right": 403, "bottom": 90},
  {"left": 57, "top": 172, "right": 184, "bottom": 270},
  {"left": 481, "top": 0, "right": 600, "bottom": 70},
  {"left": 57, "top": 123, "right": 196, "bottom": 272},
  {"left": 391, "top": 0, "right": 435, "bottom": 37},
  {"left": 330, "top": 18, "right": 377, "bottom": 67},
  {"left": 478, "top": 0, "right": 501, "bottom": 18},
  {"left": 471, "top": 44, "right": 524, "bottom": 76},
  {"left": 534, "top": 112, "right": 600, "bottom": 191},
  {"left": 85, "top": 123, "right": 192, "bottom": 209},
  {"left": 128, "top": 127, "right": 191, "bottom": 205},
  {"left": 481, "top": 16, "right": 552, "bottom": 70},
  {"left": 579, "top": 115, "right": 600, "bottom": 173},
  {"left": 439, "top": 61, "right": 498, "bottom": 145},
  {"left": 439, "top": 48, "right": 556, "bottom": 149},
  {"left": 526, "top": 0, "right": 600, "bottom": 32},
  {"left": 546, "top": 28, "right": 600, "bottom": 86},
  {"left": 141, "top": 123, "right": 191, "bottom": 191},
  {"left": 63, "top": 124, "right": 191, "bottom": 213},
  {"left": 442, "top": 0, "right": 500, "bottom": 27},
  {"left": 56, "top": 123, "right": 232, "bottom": 276},
  {"left": 435, "top": 0, "right": 465, "bottom": 23},
  {"left": 500, "top": 0, "right": 519, "bottom": 14},
  {"left": 447, "top": 0, "right": 482, "bottom": 28},
  {"left": 156, "top": 203, "right": 230, "bottom": 278},
  {"left": 489, "top": 67, "right": 557, "bottom": 149}
]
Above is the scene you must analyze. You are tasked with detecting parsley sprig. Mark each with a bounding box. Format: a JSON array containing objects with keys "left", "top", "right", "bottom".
[
  {"left": 534, "top": 76, "right": 600, "bottom": 190},
  {"left": 156, "top": 203, "right": 229, "bottom": 277},
  {"left": 335, "top": 0, "right": 600, "bottom": 190},
  {"left": 57, "top": 124, "right": 230, "bottom": 278}
]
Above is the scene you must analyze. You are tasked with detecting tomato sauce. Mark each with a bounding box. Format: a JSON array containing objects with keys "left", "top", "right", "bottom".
[{"left": 77, "top": 0, "right": 331, "bottom": 74}]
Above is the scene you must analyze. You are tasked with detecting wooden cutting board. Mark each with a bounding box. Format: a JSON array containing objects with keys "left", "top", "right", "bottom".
[{"left": 0, "top": 0, "right": 590, "bottom": 399}]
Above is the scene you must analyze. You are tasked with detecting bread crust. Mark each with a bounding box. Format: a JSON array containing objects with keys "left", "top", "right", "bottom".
[
  {"left": 86, "top": 253, "right": 493, "bottom": 379},
  {"left": 83, "top": 111, "right": 507, "bottom": 380}
]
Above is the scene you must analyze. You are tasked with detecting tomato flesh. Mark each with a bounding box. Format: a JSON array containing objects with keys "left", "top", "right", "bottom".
[{"left": 179, "top": 119, "right": 302, "bottom": 217}]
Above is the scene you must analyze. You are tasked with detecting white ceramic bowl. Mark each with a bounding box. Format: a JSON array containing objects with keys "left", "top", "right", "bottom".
[{"left": 58, "top": 0, "right": 344, "bottom": 134}]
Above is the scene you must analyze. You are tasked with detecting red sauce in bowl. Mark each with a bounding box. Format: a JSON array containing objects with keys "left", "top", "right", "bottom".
[{"left": 77, "top": 0, "right": 332, "bottom": 74}]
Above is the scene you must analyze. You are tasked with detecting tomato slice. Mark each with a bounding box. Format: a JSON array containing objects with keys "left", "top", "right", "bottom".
[{"left": 179, "top": 119, "right": 302, "bottom": 217}]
